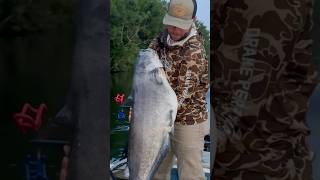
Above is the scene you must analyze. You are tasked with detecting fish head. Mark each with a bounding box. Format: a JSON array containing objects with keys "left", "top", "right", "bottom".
[{"left": 135, "top": 48, "right": 163, "bottom": 73}]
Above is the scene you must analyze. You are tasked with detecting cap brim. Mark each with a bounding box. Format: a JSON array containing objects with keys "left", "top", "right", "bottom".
[{"left": 163, "top": 13, "right": 193, "bottom": 30}]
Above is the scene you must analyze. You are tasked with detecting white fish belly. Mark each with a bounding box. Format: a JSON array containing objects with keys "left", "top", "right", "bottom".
[{"left": 129, "top": 72, "right": 177, "bottom": 180}]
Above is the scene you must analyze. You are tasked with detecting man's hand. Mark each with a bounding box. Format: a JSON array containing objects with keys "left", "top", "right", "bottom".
[
  {"left": 59, "top": 145, "right": 71, "bottom": 180},
  {"left": 128, "top": 107, "right": 132, "bottom": 122}
]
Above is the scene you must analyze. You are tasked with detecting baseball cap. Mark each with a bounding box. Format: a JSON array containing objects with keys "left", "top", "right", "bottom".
[{"left": 163, "top": 0, "right": 197, "bottom": 30}]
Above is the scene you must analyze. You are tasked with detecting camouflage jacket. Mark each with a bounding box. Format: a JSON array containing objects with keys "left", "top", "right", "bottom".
[
  {"left": 212, "top": 0, "right": 318, "bottom": 179},
  {"left": 149, "top": 27, "right": 209, "bottom": 125}
]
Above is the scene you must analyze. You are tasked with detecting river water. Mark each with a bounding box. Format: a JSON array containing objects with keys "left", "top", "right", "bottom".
[{"left": 110, "top": 70, "right": 134, "bottom": 159}]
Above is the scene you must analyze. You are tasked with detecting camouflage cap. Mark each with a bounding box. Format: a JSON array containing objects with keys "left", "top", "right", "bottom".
[{"left": 163, "top": 0, "right": 197, "bottom": 30}]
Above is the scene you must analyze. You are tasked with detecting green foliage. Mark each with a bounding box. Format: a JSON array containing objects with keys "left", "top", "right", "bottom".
[
  {"left": 0, "top": 0, "right": 75, "bottom": 35},
  {"left": 196, "top": 21, "right": 210, "bottom": 59},
  {"left": 110, "top": 0, "right": 167, "bottom": 72},
  {"left": 110, "top": 0, "right": 210, "bottom": 72}
]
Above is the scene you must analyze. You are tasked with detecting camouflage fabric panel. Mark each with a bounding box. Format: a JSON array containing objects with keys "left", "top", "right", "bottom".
[{"left": 211, "top": 0, "right": 318, "bottom": 179}]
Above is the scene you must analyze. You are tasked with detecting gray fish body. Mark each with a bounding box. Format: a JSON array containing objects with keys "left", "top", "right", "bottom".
[{"left": 128, "top": 49, "right": 178, "bottom": 180}]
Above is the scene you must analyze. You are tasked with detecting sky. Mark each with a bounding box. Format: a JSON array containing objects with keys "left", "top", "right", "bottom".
[
  {"left": 195, "top": 0, "right": 210, "bottom": 31},
  {"left": 165, "top": 0, "right": 210, "bottom": 31}
]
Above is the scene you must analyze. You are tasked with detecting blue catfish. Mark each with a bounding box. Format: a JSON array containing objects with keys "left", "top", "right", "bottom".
[{"left": 128, "top": 49, "right": 178, "bottom": 180}]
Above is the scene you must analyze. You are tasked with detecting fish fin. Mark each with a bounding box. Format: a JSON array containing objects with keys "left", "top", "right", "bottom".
[
  {"left": 146, "top": 134, "right": 170, "bottom": 180},
  {"left": 168, "top": 110, "right": 176, "bottom": 134},
  {"left": 152, "top": 68, "right": 163, "bottom": 85}
]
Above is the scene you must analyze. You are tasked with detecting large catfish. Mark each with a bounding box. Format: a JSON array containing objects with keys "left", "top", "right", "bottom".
[{"left": 128, "top": 48, "right": 178, "bottom": 180}]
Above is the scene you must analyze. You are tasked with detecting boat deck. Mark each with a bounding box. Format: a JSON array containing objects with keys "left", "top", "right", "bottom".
[{"left": 110, "top": 151, "right": 210, "bottom": 180}]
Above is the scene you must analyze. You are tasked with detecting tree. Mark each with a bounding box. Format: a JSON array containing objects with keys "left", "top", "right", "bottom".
[
  {"left": 110, "top": 0, "right": 166, "bottom": 72},
  {"left": 57, "top": 0, "right": 109, "bottom": 179},
  {"left": 0, "top": 0, "right": 75, "bottom": 35},
  {"left": 196, "top": 21, "right": 210, "bottom": 58},
  {"left": 110, "top": 0, "right": 211, "bottom": 72}
]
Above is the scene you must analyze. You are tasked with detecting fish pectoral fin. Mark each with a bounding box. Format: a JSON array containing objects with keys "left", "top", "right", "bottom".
[
  {"left": 168, "top": 110, "right": 176, "bottom": 126},
  {"left": 152, "top": 68, "right": 163, "bottom": 85},
  {"left": 165, "top": 126, "right": 173, "bottom": 135},
  {"left": 147, "top": 134, "right": 170, "bottom": 180},
  {"left": 167, "top": 110, "right": 176, "bottom": 134}
]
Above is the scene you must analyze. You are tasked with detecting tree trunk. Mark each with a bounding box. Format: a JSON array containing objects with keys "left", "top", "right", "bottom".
[{"left": 67, "top": 0, "right": 109, "bottom": 179}]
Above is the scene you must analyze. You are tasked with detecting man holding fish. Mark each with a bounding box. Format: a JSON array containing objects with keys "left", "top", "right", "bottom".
[{"left": 128, "top": 0, "right": 209, "bottom": 179}]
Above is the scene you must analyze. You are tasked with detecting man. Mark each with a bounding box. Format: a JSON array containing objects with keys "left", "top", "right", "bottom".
[
  {"left": 212, "top": 0, "right": 318, "bottom": 179},
  {"left": 148, "top": 0, "right": 209, "bottom": 179}
]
